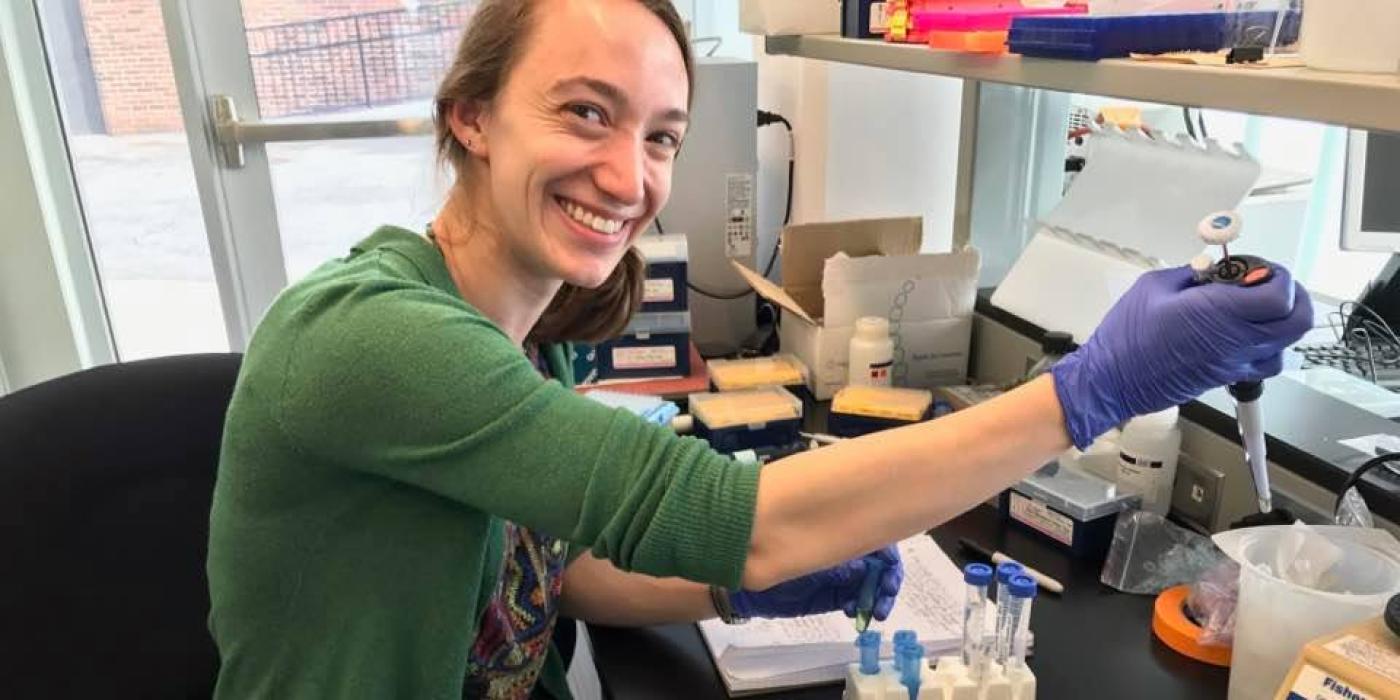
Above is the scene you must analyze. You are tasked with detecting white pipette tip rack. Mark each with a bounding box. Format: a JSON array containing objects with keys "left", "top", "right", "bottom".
[{"left": 843, "top": 657, "right": 1036, "bottom": 700}]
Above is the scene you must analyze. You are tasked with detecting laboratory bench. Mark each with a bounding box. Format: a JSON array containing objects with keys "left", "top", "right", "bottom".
[{"left": 586, "top": 504, "right": 1230, "bottom": 699}]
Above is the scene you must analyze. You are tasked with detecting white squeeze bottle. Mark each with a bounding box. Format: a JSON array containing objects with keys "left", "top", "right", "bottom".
[
  {"left": 847, "top": 317, "right": 894, "bottom": 387},
  {"left": 1116, "top": 408, "right": 1183, "bottom": 516}
]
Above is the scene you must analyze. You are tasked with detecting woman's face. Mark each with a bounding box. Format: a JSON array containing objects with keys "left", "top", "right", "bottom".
[{"left": 474, "top": 0, "right": 689, "bottom": 289}]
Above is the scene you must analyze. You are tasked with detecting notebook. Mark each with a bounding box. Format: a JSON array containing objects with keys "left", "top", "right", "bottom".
[{"left": 698, "top": 535, "right": 1014, "bottom": 695}]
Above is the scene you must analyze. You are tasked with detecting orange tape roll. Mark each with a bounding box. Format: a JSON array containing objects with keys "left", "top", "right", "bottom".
[{"left": 1152, "top": 585, "right": 1232, "bottom": 668}]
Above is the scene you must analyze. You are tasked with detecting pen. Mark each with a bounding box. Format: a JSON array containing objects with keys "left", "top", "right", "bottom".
[
  {"left": 959, "top": 538, "right": 1064, "bottom": 595},
  {"left": 854, "top": 558, "right": 887, "bottom": 633}
]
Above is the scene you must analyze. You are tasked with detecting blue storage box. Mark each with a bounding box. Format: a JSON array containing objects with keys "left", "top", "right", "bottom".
[
  {"left": 636, "top": 234, "right": 688, "bottom": 313},
  {"left": 998, "top": 465, "right": 1140, "bottom": 563},
  {"left": 690, "top": 387, "right": 803, "bottom": 453},
  {"left": 595, "top": 312, "right": 692, "bottom": 381},
  {"left": 1008, "top": 11, "right": 1301, "bottom": 61}
]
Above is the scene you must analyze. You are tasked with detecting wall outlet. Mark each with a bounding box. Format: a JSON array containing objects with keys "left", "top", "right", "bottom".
[{"left": 1172, "top": 458, "right": 1224, "bottom": 531}]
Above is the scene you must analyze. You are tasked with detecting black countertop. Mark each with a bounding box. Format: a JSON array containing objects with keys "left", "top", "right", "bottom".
[{"left": 588, "top": 505, "right": 1230, "bottom": 699}]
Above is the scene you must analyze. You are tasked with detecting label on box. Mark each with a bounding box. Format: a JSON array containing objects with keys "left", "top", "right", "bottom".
[
  {"left": 1324, "top": 635, "right": 1400, "bottom": 685},
  {"left": 612, "top": 346, "right": 677, "bottom": 370},
  {"left": 643, "top": 278, "right": 675, "bottom": 303},
  {"left": 1286, "top": 664, "right": 1374, "bottom": 700},
  {"left": 1008, "top": 492, "right": 1073, "bottom": 546}
]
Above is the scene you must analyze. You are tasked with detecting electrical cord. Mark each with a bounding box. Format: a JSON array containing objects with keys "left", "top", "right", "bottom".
[
  {"left": 757, "top": 109, "right": 795, "bottom": 278},
  {"left": 1335, "top": 451, "right": 1400, "bottom": 516},
  {"left": 655, "top": 215, "right": 755, "bottom": 300}
]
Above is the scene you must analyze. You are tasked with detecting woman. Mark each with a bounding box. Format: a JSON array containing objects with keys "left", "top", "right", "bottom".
[{"left": 206, "top": 0, "right": 1313, "bottom": 698}]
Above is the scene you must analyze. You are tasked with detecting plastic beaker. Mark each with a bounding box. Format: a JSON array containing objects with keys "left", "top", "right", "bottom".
[{"left": 1216, "top": 526, "right": 1400, "bottom": 700}]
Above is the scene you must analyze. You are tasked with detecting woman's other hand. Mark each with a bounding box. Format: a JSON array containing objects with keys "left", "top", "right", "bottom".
[{"left": 729, "top": 546, "right": 904, "bottom": 621}]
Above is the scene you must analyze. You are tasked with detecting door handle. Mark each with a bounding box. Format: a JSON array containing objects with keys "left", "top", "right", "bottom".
[{"left": 210, "top": 95, "right": 433, "bottom": 168}]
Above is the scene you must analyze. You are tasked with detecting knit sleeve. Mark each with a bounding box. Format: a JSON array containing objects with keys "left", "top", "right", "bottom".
[{"left": 271, "top": 276, "right": 758, "bottom": 588}]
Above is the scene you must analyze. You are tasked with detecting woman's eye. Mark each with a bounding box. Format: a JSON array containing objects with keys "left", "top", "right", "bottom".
[
  {"left": 566, "top": 103, "right": 606, "bottom": 124},
  {"left": 648, "top": 132, "right": 680, "bottom": 149}
]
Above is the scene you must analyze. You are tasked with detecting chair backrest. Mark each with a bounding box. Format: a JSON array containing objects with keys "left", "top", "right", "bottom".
[{"left": 0, "top": 354, "right": 242, "bottom": 699}]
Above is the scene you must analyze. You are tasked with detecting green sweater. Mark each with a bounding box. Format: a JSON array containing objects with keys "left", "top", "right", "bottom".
[{"left": 208, "top": 226, "right": 760, "bottom": 698}]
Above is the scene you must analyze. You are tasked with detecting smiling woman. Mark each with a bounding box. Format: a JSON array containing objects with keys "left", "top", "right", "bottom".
[
  {"left": 205, "top": 1, "right": 1313, "bottom": 699},
  {"left": 429, "top": 0, "right": 693, "bottom": 347}
]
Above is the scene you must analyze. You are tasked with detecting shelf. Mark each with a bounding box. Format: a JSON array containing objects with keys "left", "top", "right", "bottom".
[{"left": 766, "top": 35, "right": 1400, "bottom": 134}]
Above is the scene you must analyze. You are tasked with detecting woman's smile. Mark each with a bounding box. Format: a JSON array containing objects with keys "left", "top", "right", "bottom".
[{"left": 552, "top": 194, "right": 635, "bottom": 253}]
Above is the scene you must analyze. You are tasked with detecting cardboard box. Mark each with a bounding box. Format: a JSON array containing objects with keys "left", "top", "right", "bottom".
[
  {"left": 732, "top": 217, "right": 979, "bottom": 400},
  {"left": 1274, "top": 616, "right": 1400, "bottom": 700},
  {"left": 740, "top": 0, "right": 841, "bottom": 36}
]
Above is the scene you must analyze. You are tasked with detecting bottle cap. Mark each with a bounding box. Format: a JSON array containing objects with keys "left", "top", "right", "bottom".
[
  {"left": 996, "top": 561, "right": 1023, "bottom": 584},
  {"left": 1009, "top": 574, "right": 1038, "bottom": 599},
  {"left": 963, "top": 562, "right": 993, "bottom": 586},
  {"left": 855, "top": 316, "right": 891, "bottom": 340}
]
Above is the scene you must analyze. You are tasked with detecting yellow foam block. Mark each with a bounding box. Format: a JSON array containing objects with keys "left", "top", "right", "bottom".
[
  {"left": 689, "top": 387, "right": 803, "bottom": 430},
  {"left": 708, "top": 354, "right": 809, "bottom": 392}
]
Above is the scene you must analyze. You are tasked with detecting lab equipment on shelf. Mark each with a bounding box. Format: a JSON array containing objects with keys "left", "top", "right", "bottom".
[{"left": 1008, "top": 11, "right": 1301, "bottom": 61}]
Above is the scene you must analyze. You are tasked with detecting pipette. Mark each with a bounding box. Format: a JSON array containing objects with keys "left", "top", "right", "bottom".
[
  {"left": 961, "top": 563, "right": 993, "bottom": 678},
  {"left": 992, "top": 561, "right": 1023, "bottom": 665},
  {"left": 1006, "top": 574, "right": 1038, "bottom": 672},
  {"left": 854, "top": 557, "right": 889, "bottom": 633},
  {"left": 1196, "top": 211, "right": 1276, "bottom": 514}
]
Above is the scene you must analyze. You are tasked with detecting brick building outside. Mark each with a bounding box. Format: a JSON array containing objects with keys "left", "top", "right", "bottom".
[{"left": 69, "top": 0, "right": 474, "bottom": 135}]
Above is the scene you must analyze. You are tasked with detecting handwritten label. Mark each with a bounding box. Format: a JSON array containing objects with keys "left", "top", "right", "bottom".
[
  {"left": 612, "top": 346, "right": 676, "bottom": 370},
  {"left": 1009, "top": 492, "right": 1074, "bottom": 546}
]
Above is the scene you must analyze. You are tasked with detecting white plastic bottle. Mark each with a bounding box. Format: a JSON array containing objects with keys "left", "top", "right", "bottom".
[
  {"left": 1116, "top": 408, "right": 1183, "bottom": 516},
  {"left": 847, "top": 317, "right": 894, "bottom": 387}
]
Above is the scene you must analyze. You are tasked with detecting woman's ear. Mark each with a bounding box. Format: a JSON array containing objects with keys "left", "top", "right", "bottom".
[{"left": 446, "top": 99, "right": 490, "bottom": 160}]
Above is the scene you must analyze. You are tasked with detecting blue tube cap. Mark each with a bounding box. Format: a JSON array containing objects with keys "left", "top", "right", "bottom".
[
  {"left": 1009, "top": 574, "right": 1037, "bottom": 599},
  {"left": 963, "top": 562, "right": 993, "bottom": 586},
  {"left": 996, "top": 561, "right": 1024, "bottom": 584}
]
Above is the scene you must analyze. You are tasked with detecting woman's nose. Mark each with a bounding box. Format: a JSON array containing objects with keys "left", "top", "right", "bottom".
[{"left": 593, "top": 136, "right": 645, "bottom": 207}]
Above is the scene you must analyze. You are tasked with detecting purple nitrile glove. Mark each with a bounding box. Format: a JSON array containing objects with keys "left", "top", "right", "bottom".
[
  {"left": 729, "top": 546, "right": 904, "bottom": 621},
  {"left": 1050, "top": 264, "right": 1314, "bottom": 449}
]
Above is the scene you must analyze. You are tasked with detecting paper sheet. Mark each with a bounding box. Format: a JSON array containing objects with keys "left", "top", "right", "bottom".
[{"left": 699, "top": 535, "right": 993, "bottom": 684}]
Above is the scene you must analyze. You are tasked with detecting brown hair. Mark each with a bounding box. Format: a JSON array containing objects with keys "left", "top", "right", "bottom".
[{"left": 433, "top": 0, "right": 694, "bottom": 345}]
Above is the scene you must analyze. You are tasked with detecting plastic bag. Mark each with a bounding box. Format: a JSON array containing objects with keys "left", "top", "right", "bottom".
[
  {"left": 1100, "top": 510, "right": 1229, "bottom": 595},
  {"left": 1186, "top": 560, "right": 1241, "bottom": 646},
  {"left": 1335, "top": 486, "right": 1376, "bottom": 529}
]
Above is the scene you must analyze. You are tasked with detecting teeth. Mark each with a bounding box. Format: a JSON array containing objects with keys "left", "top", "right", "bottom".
[{"left": 561, "top": 197, "right": 623, "bottom": 235}]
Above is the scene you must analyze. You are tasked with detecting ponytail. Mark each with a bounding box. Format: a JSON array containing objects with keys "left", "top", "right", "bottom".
[{"left": 527, "top": 247, "right": 645, "bottom": 345}]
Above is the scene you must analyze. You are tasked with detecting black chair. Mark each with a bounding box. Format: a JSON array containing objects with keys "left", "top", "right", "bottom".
[{"left": 0, "top": 354, "right": 242, "bottom": 699}]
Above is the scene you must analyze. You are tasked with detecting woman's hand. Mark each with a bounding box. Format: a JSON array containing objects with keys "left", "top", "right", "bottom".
[
  {"left": 730, "top": 546, "right": 903, "bottom": 621},
  {"left": 1051, "top": 264, "right": 1314, "bottom": 448}
]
